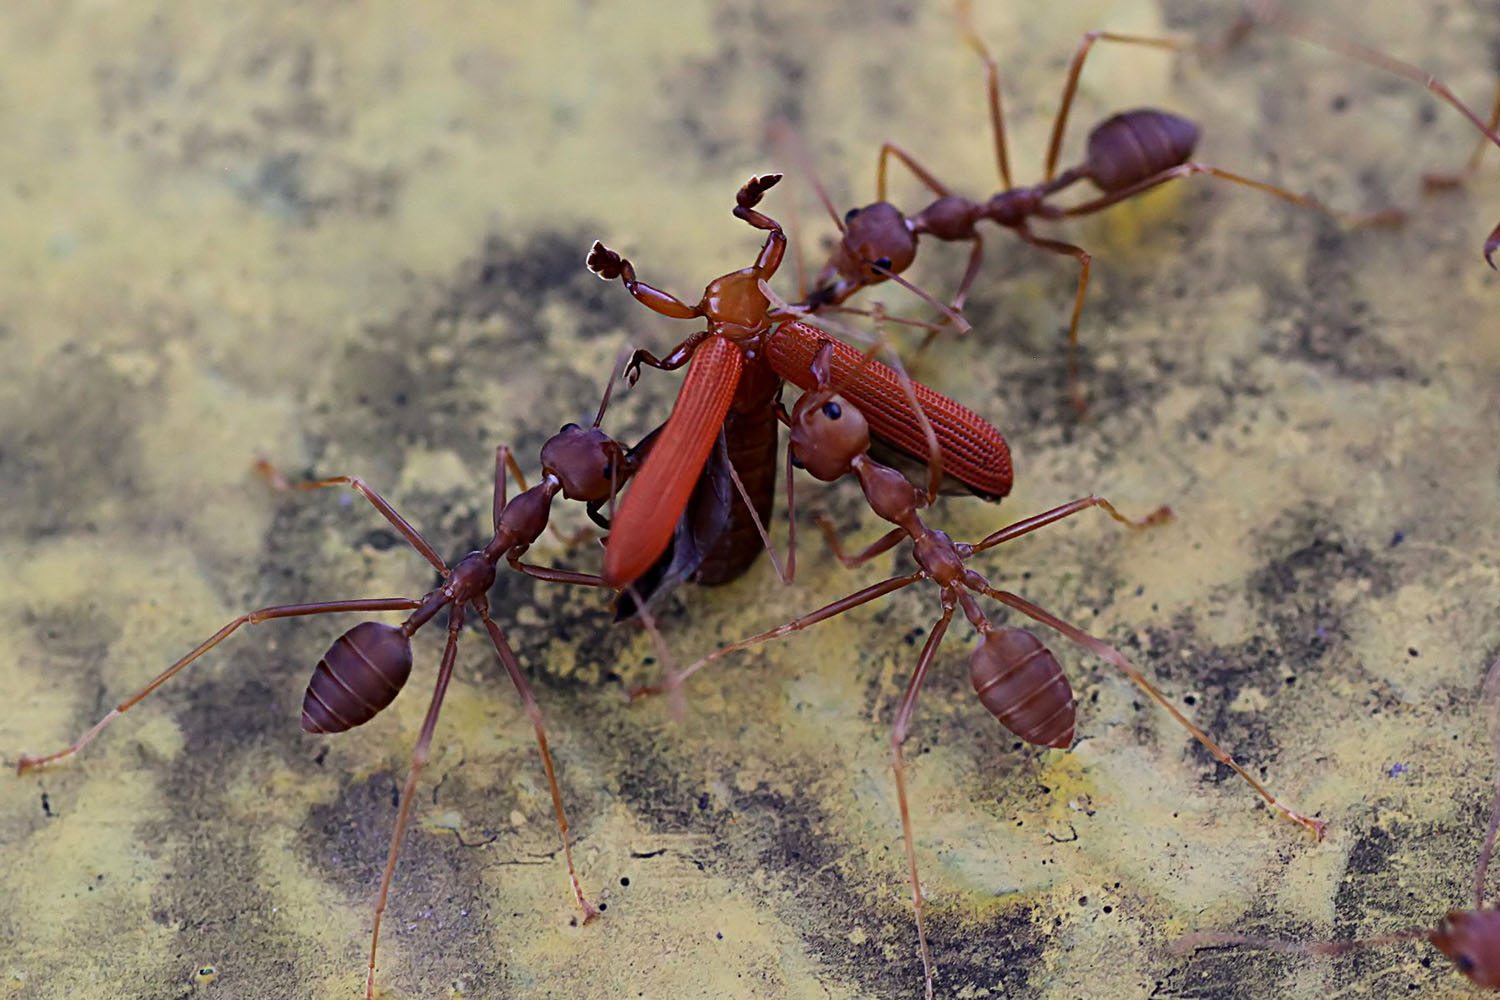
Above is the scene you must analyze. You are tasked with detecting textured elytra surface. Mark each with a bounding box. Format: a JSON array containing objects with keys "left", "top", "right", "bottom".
[{"left": 1, "top": 2, "right": 1499, "bottom": 999}]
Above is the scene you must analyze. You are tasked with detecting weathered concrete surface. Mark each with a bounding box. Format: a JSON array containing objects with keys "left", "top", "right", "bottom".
[{"left": 1, "top": 1, "right": 1497, "bottom": 997}]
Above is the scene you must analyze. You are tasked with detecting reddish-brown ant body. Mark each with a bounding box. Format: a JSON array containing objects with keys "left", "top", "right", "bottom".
[
  {"left": 1175, "top": 656, "right": 1500, "bottom": 990},
  {"left": 795, "top": 3, "right": 1402, "bottom": 408},
  {"left": 643, "top": 342, "right": 1324, "bottom": 1000},
  {"left": 13, "top": 368, "right": 645, "bottom": 998}
]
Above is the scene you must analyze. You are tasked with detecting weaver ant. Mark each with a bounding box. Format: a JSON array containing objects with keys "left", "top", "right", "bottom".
[
  {"left": 13, "top": 358, "right": 646, "bottom": 998},
  {"left": 792, "top": 1, "right": 1403, "bottom": 410},
  {"left": 638, "top": 341, "right": 1323, "bottom": 999}
]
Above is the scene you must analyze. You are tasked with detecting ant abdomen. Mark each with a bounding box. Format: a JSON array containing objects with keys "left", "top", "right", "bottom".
[
  {"left": 1085, "top": 109, "right": 1200, "bottom": 191},
  {"left": 970, "top": 628, "right": 1075, "bottom": 748},
  {"left": 302, "top": 622, "right": 414, "bottom": 734}
]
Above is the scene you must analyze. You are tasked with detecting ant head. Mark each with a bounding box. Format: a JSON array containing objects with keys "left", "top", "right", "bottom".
[
  {"left": 789, "top": 390, "right": 869, "bottom": 483},
  {"left": 838, "top": 202, "right": 917, "bottom": 283},
  {"left": 1430, "top": 910, "right": 1500, "bottom": 987},
  {"left": 539, "top": 423, "right": 628, "bottom": 502}
]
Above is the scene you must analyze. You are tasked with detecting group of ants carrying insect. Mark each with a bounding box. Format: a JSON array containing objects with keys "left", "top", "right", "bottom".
[{"left": 13, "top": 3, "right": 1500, "bottom": 996}]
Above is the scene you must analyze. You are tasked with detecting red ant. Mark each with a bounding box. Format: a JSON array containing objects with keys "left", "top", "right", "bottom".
[
  {"left": 638, "top": 341, "right": 1324, "bottom": 1000},
  {"left": 1174, "top": 655, "right": 1500, "bottom": 990},
  {"left": 1245, "top": 0, "right": 1500, "bottom": 267},
  {"left": 792, "top": 1, "right": 1403, "bottom": 410},
  {"left": 12, "top": 362, "right": 646, "bottom": 998}
]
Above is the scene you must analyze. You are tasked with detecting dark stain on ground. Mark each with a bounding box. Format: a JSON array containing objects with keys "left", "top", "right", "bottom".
[
  {"left": 1324, "top": 809, "right": 1484, "bottom": 991},
  {"left": 593, "top": 691, "right": 1053, "bottom": 1000},
  {"left": 929, "top": 902, "right": 1046, "bottom": 1000},
  {"left": 93, "top": 22, "right": 407, "bottom": 226},
  {"left": 1172, "top": 905, "right": 1310, "bottom": 999},
  {"left": 296, "top": 765, "right": 511, "bottom": 996},
  {"left": 1257, "top": 225, "right": 1418, "bottom": 383},
  {"left": 0, "top": 349, "right": 145, "bottom": 538},
  {"left": 114, "top": 656, "right": 326, "bottom": 997},
  {"left": 1104, "top": 508, "right": 1396, "bottom": 791},
  {"left": 316, "top": 227, "right": 635, "bottom": 468}
]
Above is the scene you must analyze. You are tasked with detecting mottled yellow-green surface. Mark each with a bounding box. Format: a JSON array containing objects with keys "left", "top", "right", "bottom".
[{"left": 2, "top": 2, "right": 1498, "bottom": 998}]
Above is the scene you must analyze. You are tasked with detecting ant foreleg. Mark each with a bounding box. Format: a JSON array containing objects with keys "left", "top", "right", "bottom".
[{"left": 814, "top": 514, "right": 906, "bottom": 569}]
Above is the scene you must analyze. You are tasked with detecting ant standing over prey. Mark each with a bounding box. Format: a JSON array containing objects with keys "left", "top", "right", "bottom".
[{"left": 12, "top": 357, "right": 654, "bottom": 999}]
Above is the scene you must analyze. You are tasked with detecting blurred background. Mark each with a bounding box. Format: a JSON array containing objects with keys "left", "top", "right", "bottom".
[{"left": 1, "top": 1, "right": 1497, "bottom": 997}]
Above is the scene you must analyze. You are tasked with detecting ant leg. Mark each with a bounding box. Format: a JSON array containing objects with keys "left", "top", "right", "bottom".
[
  {"left": 1042, "top": 30, "right": 1196, "bottom": 183},
  {"left": 256, "top": 461, "right": 450, "bottom": 574},
  {"left": 956, "top": 0, "right": 1012, "bottom": 188},
  {"left": 506, "top": 555, "right": 611, "bottom": 588},
  {"left": 815, "top": 515, "right": 907, "bottom": 569},
  {"left": 876, "top": 142, "right": 955, "bottom": 203},
  {"left": 14, "top": 598, "right": 424, "bottom": 773},
  {"left": 1058, "top": 161, "right": 1407, "bottom": 227},
  {"left": 817, "top": 303, "right": 949, "bottom": 335},
  {"left": 1244, "top": 1, "right": 1500, "bottom": 265},
  {"left": 968, "top": 493, "right": 1171, "bottom": 556},
  {"left": 947, "top": 236, "right": 986, "bottom": 316},
  {"left": 631, "top": 571, "right": 924, "bottom": 698},
  {"left": 1246, "top": 1, "right": 1500, "bottom": 187},
  {"left": 1423, "top": 79, "right": 1500, "bottom": 190},
  {"left": 474, "top": 600, "right": 599, "bottom": 923},
  {"left": 586, "top": 241, "right": 704, "bottom": 320},
  {"left": 1009, "top": 228, "right": 1092, "bottom": 414},
  {"left": 365, "top": 603, "right": 465, "bottom": 1000},
  {"left": 546, "top": 522, "right": 598, "bottom": 550},
  {"left": 1171, "top": 926, "right": 1425, "bottom": 959},
  {"left": 888, "top": 595, "right": 959, "bottom": 1000},
  {"left": 719, "top": 449, "right": 793, "bottom": 584},
  {"left": 979, "top": 584, "right": 1325, "bottom": 838}
]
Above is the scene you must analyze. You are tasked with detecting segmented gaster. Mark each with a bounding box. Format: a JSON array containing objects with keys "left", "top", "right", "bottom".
[
  {"left": 969, "top": 628, "right": 1074, "bottom": 748},
  {"left": 1085, "top": 109, "right": 1200, "bottom": 191},
  {"left": 302, "top": 621, "right": 414, "bottom": 734}
]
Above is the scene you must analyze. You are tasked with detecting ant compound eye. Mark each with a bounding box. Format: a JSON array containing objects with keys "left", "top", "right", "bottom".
[
  {"left": 873, "top": 257, "right": 893, "bottom": 271},
  {"left": 600, "top": 463, "right": 612, "bottom": 480},
  {"left": 1459, "top": 954, "right": 1476, "bottom": 974},
  {"left": 560, "top": 422, "right": 580, "bottom": 433},
  {"left": 821, "top": 401, "right": 842, "bottom": 419},
  {"left": 844, "top": 207, "right": 861, "bottom": 224},
  {"left": 790, "top": 453, "right": 804, "bottom": 469}
]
